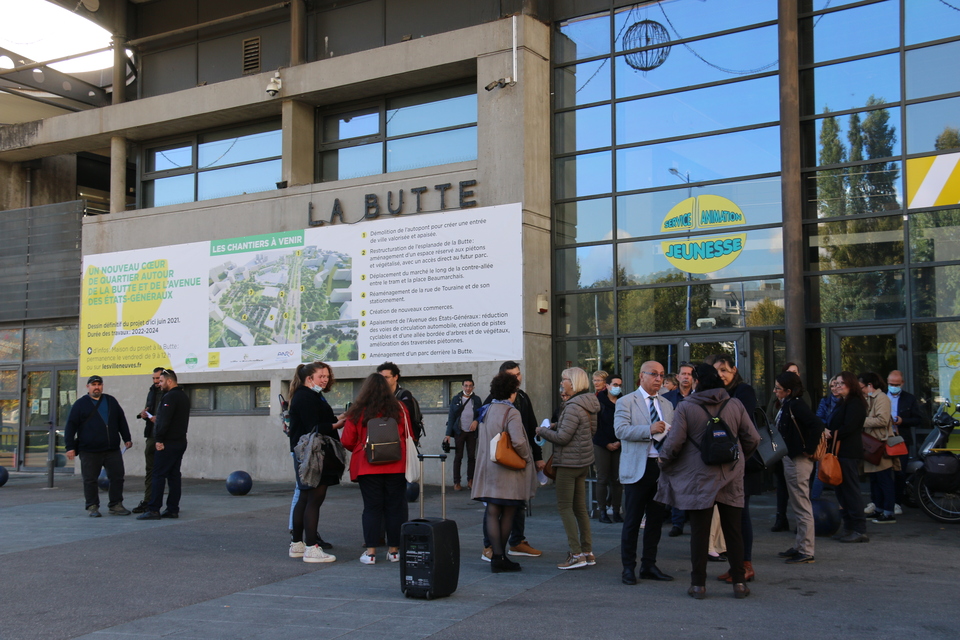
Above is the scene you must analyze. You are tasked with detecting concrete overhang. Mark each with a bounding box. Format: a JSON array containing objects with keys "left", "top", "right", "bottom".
[{"left": 0, "top": 18, "right": 518, "bottom": 162}]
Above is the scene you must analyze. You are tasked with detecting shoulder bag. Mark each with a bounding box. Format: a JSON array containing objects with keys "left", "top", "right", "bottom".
[
  {"left": 861, "top": 431, "right": 885, "bottom": 465},
  {"left": 885, "top": 434, "right": 908, "bottom": 457},
  {"left": 489, "top": 408, "right": 527, "bottom": 470},
  {"left": 751, "top": 406, "right": 787, "bottom": 471},
  {"left": 817, "top": 436, "right": 843, "bottom": 486},
  {"left": 403, "top": 413, "right": 420, "bottom": 483}
]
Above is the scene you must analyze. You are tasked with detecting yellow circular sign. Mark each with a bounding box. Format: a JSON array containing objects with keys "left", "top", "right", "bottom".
[{"left": 661, "top": 195, "right": 746, "bottom": 274}]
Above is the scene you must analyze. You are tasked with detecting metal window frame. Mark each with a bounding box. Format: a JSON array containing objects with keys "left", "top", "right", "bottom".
[{"left": 188, "top": 382, "right": 270, "bottom": 416}]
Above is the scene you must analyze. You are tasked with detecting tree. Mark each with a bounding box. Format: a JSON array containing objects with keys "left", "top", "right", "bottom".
[{"left": 935, "top": 126, "right": 960, "bottom": 151}]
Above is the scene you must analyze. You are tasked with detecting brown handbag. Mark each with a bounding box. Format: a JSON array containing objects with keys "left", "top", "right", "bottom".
[
  {"left": 861, "top": 431, "right": 885, "bottom": 465},
  {"left": 817, "top": 436, "right": 843, "bottom": 486},
  {"left": 543, "top": 454, "right": 556, "bottom": 480},
  {"left": 494, "top": 427, "right": 527, "bottom": 469},
  {"left": 812, "top": 431, "right": 828, "bottom": 461}
]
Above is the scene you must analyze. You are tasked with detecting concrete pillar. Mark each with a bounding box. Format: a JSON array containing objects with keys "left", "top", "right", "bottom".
[
  {"left": 291, "top": 0, "right": 306, "bottom": 66},
  {"left": 281, "top": 100, "right": 314, "bottom": 187},
  {"left": 110, "top": 135, "right": 127, "bottom": 213},
  {"left": 112, "top": 0, "right": 127, "bottom": 105},
  {"left": 779, "top": 0, "right": 804, "bottom": 365}
]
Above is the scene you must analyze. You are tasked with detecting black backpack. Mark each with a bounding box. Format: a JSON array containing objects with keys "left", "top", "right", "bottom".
[{"left": 698, "top": 399, "right": 739, "bottom": 466}]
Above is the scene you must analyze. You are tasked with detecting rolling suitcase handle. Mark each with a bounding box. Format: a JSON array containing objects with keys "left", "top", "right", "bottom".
[{"left": 417, "top": 453, "right": 448, "bottom": 520}]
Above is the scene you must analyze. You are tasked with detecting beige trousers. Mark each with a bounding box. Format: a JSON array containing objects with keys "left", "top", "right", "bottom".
[{"left": 783, "top": 454, "right": 816, "bottom": 556}]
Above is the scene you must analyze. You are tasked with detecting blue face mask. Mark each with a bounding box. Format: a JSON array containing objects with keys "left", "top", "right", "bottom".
[
  {"left": 609, "top": 385, "right": 622, "bottom": 397},
  {"left": 888, "top": 385, "right": 901, "bottom": 395}
]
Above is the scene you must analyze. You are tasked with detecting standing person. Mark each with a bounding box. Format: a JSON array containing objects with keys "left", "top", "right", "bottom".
[
  {"left": 859, "top": 372, "right": 897, "bottom": 524},
  {"left": 774, "top": 371, "right": 824, "bottom": 565},
  {"left": 712, "top": 354, "right": 761, "bottom": 584},
  {"left": 133, "top": 367, "right": 165, "bottom": 514},
  {"left": 767, "top": 362, "right": 808, "bottom": 533},
  {"left": 594, "top": 373, "right": 623, "bottom": 524},
  {"left": 473, "top": 372, "right": 538, "bottom": 573},
  {"left": 536, "top": 367, "right": 599, "bottom": 570},
  {"left": 480, "top": 361, "right": 545, "bottom": 560},
  {"left": 886, "top": 369, "right": 924, "bottom": 507},
  {"left": 811, "top": 376, "right": 842, "bottom": 501},
  {"left": 829, "top": 371, "right": 869, "bottom": 543},
  {"left": 137, "top": 369, "right": 190, "bottom": 520},
  {"left": 377, "top": 362, "right": 423, "bottom": 442},
  {"left": 592, "top": 370, "right": 609, "bottom": 394},
  {"left": 614, "top": 361, "right": 675, "bottom": 585},
  {"left": 444, "top": 379, "right": 481, "bottom": 491},
  {"left": 282, "top": 362, "right": 343, "bottom": 561},
  {"left": 64, "top": 375, "right": 133, "bottom": 517},
  {"left": 340, "top": 374, "right": 411, "bottom": 565},
  {"left": 663, "top": 362, "right": 695, "bottom": 536},
  {"left": 656, "top": 364, "right": 760, "bottom": 600}
]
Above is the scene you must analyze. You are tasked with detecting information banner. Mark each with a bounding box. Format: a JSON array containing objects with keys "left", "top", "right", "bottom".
[{"left": 80, "top": 203, "right": 523, "bottom": 375}]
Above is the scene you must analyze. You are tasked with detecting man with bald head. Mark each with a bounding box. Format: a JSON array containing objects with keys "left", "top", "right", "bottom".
[
  {"left": 614, "top": 361, "right": 675, "bottom": 585},
  {"left": 886, "top": 370, "right": 925, "bottom": 507}
]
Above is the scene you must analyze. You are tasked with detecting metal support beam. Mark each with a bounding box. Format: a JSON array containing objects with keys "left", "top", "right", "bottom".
[
  {"left": 127, "top": 2, "right": 291, "bottom": 47},
  {"left": 291, "top": 0, "right": 305, "bottom": 66},
  {"left": 779, "top": 0, "right": 804, "bottom": 365},
  {"left": 0, "top": 45, "right": 109, "bottom": 106}
]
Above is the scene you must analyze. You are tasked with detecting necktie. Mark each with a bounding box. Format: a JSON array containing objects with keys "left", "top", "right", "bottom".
[{"left": 648, "top": 396, "right": 659, "bottom": 423}]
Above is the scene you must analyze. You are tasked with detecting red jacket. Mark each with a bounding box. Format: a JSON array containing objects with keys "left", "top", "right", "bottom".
[{"left": 340, "top": 404, "right": 412, "bottom": 482}]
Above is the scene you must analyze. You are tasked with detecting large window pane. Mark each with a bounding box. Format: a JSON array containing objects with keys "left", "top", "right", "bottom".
[
  {"left": 619, "top": 227, "right": 784, "bottom": 286},
  {"left": 906, "top": 0, "right": 960, "bottom": 46},
  {"left": 615, "top": 26, "right": 778, "bottom": 100},
  {"left": 0, "top": 369, "right": 16, "bottom": 392},
  {"left": 146, "top": 144, "right": 191, "bottom": 172},
  {"left": 614, "top": 0, "right": 776, "bottom": 51},
  {"left": 617, "top": 76, "right": 779, "bottom": 146},
  {"left": 0, "top": 399, "right": 18, "bottom": 468},
  {"left": 911, "top": 210, "right": 960, "bottom": 263},
  {"left": 555, "top": 104, "right": 611, "bottom": 154},
  {"left": 555, "top": 150, "right": 612, "bottom": 199},
  {"left": 197, "top": 160, "right": 282, "bottom": 200},
  {"left": 804, "top": 106, "right": 901, "bottom": 168},
  {"left": 799, "top": 0, "right": 899, "bottom": 65},
  {"left": 803, "top": 161, "right": 902, "bottom": 218},
  {"left": 556, "top": 338, "right": 616, "bottom": 376},
  {"left": 216, "top": 385, "right": 251, "bottom": 412},
  {"left": 913, "top": 266, "right": 960, "bottom": 318},
  {"left": 906, "top": 96, "right": 960, "bottom": 155},
  {"left": 907, "top": 41, "right": 960, "bottom": 100},
  {"left": 556, "top": 197, "right": 612, "bottom": 246},
  {"left": 806, "top": 216, "right": 904, "bottom": 270},
  {"left": 555, "top": 11, "right": 610, "bottom": 64},
  {"left": 556, "top": 245, "right": 613, "bottom": 290},
  {"left": 801, "top": 54, "right": 900, "bottom": 116},
  {"left": 321, "top": 143, "right": 382, "bottom": 181},
  {"left": 618, "top": 177, "right": 782, "bottom": 239},
  {"left": 146, "top": 174, "right": 195, "bottom": 208},
  {"left": 402, "top": 378, "right": 445, "bottom": 410},
  {"left": 198, "top": 125, "right": 281, "bottom": 169},
  {"left": 557, "top": 291, "right": 614, "bottom": 337},
  {"left": 323, "top": 108, "right": 380, "bottom": 143},
  {"left": 616, "top": 127, "right": 780, "bottom": 192},
  {"left": 387, "top": 85, "right": 476, "bottom": 137},
  {"left": 912, "top": 322, "right": 960, "bottom": 408},
  {"left": 618, "top": 283, "right": 713, "bottom": 333},
  {"left": 24, "top": 326, "right": 78, "bottom": 361},
  {"left": 554, "top": 59, "right": 611, "bottom": 109},
  {"left": 386, "top": 127, "right": 477, "bottom": 173},
  {"left": 0, "top": 328, "right": 22, "bottom": 362},
  {"left": 809, "top": 271, "right": 905, "bottom": 322}
]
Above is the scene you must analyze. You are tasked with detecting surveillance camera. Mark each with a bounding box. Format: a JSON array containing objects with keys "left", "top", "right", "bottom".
[
  {"left": 265, "top": 72, "right": 281, "bottom": 97},
  {"left": 484, "top": 80, "right": 500, "bottom": 92}
]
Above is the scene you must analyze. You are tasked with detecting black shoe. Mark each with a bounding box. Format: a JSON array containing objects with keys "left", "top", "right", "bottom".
[
  {"left": 612, "top": 512, "right": 624, "bottom": 523},
  {"left": 838, "top": 531, "right": 870, "bottom": 543},
  {"left": 159, "top": 510, "right": 179, "bottom": 519},
  {"left": 599, "top": 513, "right": 613, "bottom": 524},
  {"left": 777, "top": 547, "right": 800, "bottom": 558},
  {"left": 317, "top": 535, "right": 334, "bottom": 550},
  {"left": 640, "top": 565, "right": 674, "bottom": 581},
  {"left": 131, "top": 501, "right": 148, "bottom": 514},
  {"left": 785, "top": 554, "right": 815, "bottom": 564},
  {"left": 137, "top": 511, "right": 162, "bottom": 520},
  {"left": 109, "top": 504, "right": 131, "bottom": 516},
  {"left": 87, "top": 506, "right": 101, "bottom": 518},
  {"left": 621, "top": 568, "right": 637, "bottom": 585},
  {"left": 491, "top": 554, "right": 521, "bottom": 573},
  {"left": 708, "top": 553, "right": 727, "bottom": 562},
  {"left": 668, "top": 525, "right": 683, "bottom": 537},
  {"left": 831, "top": 529, "right": 851, "bottom": 541},
  {"left": 771, "top": 514, "right": 789, "bottom": 532}
]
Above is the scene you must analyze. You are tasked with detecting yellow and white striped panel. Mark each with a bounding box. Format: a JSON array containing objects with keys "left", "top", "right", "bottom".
[{"left": 907, "top": 151, "right": 960, "bottom": 209}]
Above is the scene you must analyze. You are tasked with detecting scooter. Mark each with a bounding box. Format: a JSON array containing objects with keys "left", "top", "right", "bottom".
[{"left": 907, "top": 399, "right": 960, "bottom": 524}]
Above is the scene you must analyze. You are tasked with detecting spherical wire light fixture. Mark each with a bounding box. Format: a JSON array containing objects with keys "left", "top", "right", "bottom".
[{"left": 622, "top": 19, "right": 671, "bottom": 72}]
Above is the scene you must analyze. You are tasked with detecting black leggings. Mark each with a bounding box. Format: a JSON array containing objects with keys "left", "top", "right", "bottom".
[
  {"left": 292, "top": 484, "right": 329, "bottom": 547},
  {"left": 485, "top": 503, "right": 518, "bottom": 556}
]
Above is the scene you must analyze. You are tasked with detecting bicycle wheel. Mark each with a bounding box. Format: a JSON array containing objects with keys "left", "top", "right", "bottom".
[{"left": 914, "top": 469, "right": 960, "bottom": 524}]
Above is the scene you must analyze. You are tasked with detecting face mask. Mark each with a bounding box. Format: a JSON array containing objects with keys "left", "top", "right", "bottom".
[
  {"left": 312, "top": 385, "right": 324, "bottom": 393},
  {"left": 463, "top": 390, "right": 472, "bottom": 396},
  {"left": 888, "top": 385, "right": 901, "bottom": 395},
  {"left": 559, "top": 385, "right": 565, "bottom": 395},
  {"left": 609, "top": 386, "right": 622, "bottom": 397}
]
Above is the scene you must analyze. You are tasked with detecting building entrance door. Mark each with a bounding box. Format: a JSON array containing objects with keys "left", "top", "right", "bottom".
[
  {"left": 20, "top": 367, "right": 76, "bottom": 471},
  {"left": 621, "top": 332, "right": 750, "bottom": 392},
  {"left": 827, "top": 326, "right": 907, "bottom": 382}
]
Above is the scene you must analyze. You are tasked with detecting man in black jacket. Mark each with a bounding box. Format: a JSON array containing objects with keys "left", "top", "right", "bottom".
[
  {"left": 133, "top": 367, "right": 165, "bottom": 513},
  {"left": 138, "top": 369, "right": 190, "bottom": 520},
  {"left": 65, "top": 375, "right": 133, "bottom": 517},
  {"left": 887, "top": 370, "right": 926, "bottom": 506},
  {"left": 445, "top": 379, "right": 482, "bottom": 490}
]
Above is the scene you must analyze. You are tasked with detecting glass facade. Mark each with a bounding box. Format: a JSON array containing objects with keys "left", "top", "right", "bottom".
[{"left": 554, "top": 0, "right": 960, "bottom": 407}]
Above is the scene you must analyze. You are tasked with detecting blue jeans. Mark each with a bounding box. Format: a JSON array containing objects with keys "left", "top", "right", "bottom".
[{"left": 869, "top": 468, "right": 896, "bottom": 516}]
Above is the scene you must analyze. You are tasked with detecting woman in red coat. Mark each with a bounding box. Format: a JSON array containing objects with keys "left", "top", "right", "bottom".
[{"left": 340, "top": 373, "right": 412, "bottom": 565}]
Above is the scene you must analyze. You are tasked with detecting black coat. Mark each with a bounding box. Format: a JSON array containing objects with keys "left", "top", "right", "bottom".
[
  {"left": 777, "top": 396, "right": 824, "bottom": 458},
  {"left": 64, "top": 393, "right": 131, "bottom": 453},
  {"left": 155, "top": 387, "right": 190, "bottom": 443},
  {"left": 828, "top": 396, "right": 867, "bottom": 459},
  {"left": 287, "top": 385, "right": 340, "bottom": 453}
]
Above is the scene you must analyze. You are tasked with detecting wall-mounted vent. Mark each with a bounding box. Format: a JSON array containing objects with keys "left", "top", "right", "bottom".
[{"left": 242, "top": 37, "right": 261, "bottom": 75}]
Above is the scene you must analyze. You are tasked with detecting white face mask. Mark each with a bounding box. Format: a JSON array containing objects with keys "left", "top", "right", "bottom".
[
  {"left": 609, "top": 385, "right": 622, "bottom": 397},
  {"left": 312, "top": 385, "right": 324, "bottom": 393}
]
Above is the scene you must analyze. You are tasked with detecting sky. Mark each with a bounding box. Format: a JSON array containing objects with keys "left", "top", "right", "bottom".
[{"left": 0, "top": 0, "right": 113, "bottom": 73}]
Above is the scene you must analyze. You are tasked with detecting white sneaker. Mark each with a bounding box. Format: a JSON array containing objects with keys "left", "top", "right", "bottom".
[
  {"left": 894, "top": 504, "right": 903, "bottom": 516},
  {"left": 303, "top": 545, "right": 336, "bottom": 563},
  {"left": 289, "top": 541, "right": 305, "bottom": 558},
  {"left": 481, "top": 546, "right": 492, "bottom": 562},
  {"left": 387, "top": 551, "right": 400, "bottom": 563},
  {"left": 359, "top": 552, "right": 375, "bottom": 565},
  {"left": 863, "top": 502, "right": 876, "bottom": 514}
]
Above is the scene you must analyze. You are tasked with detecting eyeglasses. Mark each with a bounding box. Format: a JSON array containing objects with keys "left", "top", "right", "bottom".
[
  {"left": 561, "top": 377, "right": 571, "bottom": 382},
  {"left": 641, "top": 371, "right": 665, "bottom": 379},
  {"left": 774, "top": 385, "right": 785, "bottom": 392}
]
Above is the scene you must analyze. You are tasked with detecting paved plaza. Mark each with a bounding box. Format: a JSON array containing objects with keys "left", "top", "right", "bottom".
[{"left": 1, "top": 470, "right": 959, "bottom": 640}]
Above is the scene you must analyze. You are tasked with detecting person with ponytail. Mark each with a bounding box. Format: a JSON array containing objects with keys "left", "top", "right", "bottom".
[{"left": 287, "top": 362, "right": 345, "bottom": 563}]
